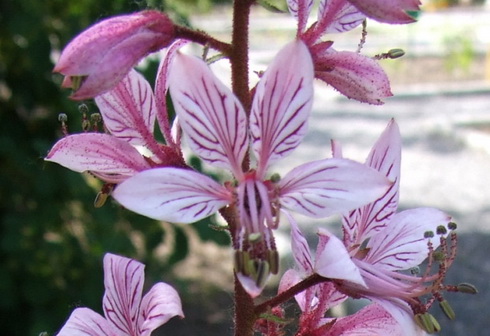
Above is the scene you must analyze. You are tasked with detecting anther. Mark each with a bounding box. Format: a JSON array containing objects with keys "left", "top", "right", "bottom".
[
  {"left": 447, "top": 222, "right": 457, "bottom": 230},
  {"left": 387, "top": 48, "right": 405, "bottom": 59},
  {"left": 78, "top": 103, "right": 89, "bottom": 115},
  {"left": 439, "top": 299, "right": 456, "bottom": 320},
  {"left": 436, "top": 225, "right": 447, "bottom": 235},
  {"left": 410, "top": 266, "right": 420, "bottom": 275},
  {"left": 424, "top": 231, "right": 435, "bottom": 239},
  {"left": 58, "top": 113, "right": 68, "bottom": 123},
  {"left": 456, "top": 282, "right": 478, "bottom": 294},
  {"left": 58, "top": 113, "right": 69, "bottom": 136}
]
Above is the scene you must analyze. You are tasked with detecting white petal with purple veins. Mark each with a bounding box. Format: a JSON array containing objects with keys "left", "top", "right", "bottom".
[
  {"left": 366, "top": 208, "right": 450, "bottom": 270},
  {"left": 138, "top": 282, "right": 184, "bottom": 336},
  {"left": 113, "top": 168, "right": 232, "bottom": 222},
  {"left": 250, "top": 40, "right": 314, "bottom": 176},
  {"left": 317, "top": 0, "right": 365, "bottom": 34},
  {"left": 95, "top": 69, "right": 157, "bottom": 149},
  {"left": 169, "top": 52, "right": 248, "bottom": 176},
  {"left": 343, "top": 119, "right": 401, "bottom": 245},
  {"left": 103, "top": 253, "right": 144, "bottom": 335},
  {"left": 279, "top": 158, "right": 391, "bottom": 218},
  {"left": 315, "top": 229, "right": 367, "bottom": 286}
]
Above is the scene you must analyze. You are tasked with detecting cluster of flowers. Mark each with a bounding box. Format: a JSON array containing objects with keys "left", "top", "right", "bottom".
[{"left": 47, "top": 1, "right": 472, "bottom": 335}]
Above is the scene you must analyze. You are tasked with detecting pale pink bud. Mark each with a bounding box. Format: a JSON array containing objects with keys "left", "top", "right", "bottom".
[{"left": 54, "top": 10, "right": 175, "bottom": 100}]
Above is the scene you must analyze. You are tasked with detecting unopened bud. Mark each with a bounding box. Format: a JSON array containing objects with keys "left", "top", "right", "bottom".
[
  {"left": 439, "top": 299, "right": 456, "bottom": 320},
  {"left": 54, "top": 10, "right": 176, "bottom": 100},
  {"left": 457, "top": 282, "right": 478, "bottom": 294},
  {"left": 388, "top": 48, "right": 405, "bottom": 59}
]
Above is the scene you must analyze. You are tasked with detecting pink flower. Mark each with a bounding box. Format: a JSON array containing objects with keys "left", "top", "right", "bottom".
[
  {"left": 54, "top": 10, "right": 175, "bottom": 100},
  {"left": 288, "top": 120, "right": 453, "bottom": 335},
  {"left": 46, "top": 44, "right": 185, "bottom": 185},
  {"left": 57, "top": 253, "right": 183, "bottom": 336},
  {"left": 112, "top": 40, "right": 391, "bottom": 297},
  {"left": 286, "top": 0, "right": 392, "bottom": 104},
  {"left": 277, "top": 214, "right": 403, "bottom": 335}
]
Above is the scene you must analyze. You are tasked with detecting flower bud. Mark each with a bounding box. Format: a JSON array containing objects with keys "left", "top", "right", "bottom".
[{"left": 54, "top": 10, "right": 175, "bottom": 100}]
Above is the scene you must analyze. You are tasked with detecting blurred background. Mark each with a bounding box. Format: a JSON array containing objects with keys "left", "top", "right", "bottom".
[{"left": 1, "top": 0, "right": 489, "bottom": 335}]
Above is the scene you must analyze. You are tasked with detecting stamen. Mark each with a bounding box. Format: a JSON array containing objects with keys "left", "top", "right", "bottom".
[
  {"left": 79, "top": 104, "right": 91, "bottom": 132},
  {"left": 90, "top": 113, "right": 102, "bottom": 132},
  {"left": 356, "top": 20, "right": 367, "bottom": 53},
  {"left": 58, "top": 113, "right": 68, "bottom": 136}
]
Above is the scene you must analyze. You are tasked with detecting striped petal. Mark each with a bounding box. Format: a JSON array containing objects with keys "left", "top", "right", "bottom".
[
  {"left": 250, "top": 40, "right": 314, "bottom": 176},
  {"left": 45, "top": 133, "right": 151, "bottom": 183},
  {"left": 287, "top": 0, "right": 314, "bottom": 34},
  {"left": 95, "top": 69, "right": 156, "bottom": 149},
  {"left": 278, "top": 158, "right": 391, "bottom": 218},
  {"left": 314, "top": 228, "right": 366, "bottom": 286},
  {"left": 169, "top": 52, "right": 247, "bottom": 176},
  {"left": 102, "top": 253, "right": 144, "bottom": 335},
  {"left": 366, "top": 208, "right": 450, "bottom": 271},
  {"left": 284, "top": 210, "right": 314, "bottom": 274},
  {"left": 154, "top": 40, "right": 187, "bottom": 147},
  {"left": 138, "top": 283, "right": 184, "bottom": 336},
  {"left": 317, "top": 0, "right": 365, "bottom": 34},
  {"left": 343, "top": 119, "right": 401, "bottom": 245},
  {"left": 113, "top": 167, "right": 232, "bottom": 222},
  {"left": 57, "top": 308, "right": 117, "bottom": 336}
]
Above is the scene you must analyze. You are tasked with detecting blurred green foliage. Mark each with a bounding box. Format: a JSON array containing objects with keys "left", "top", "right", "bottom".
[{"left": 0, "top": 0, "right": 231, "bottom": 335}]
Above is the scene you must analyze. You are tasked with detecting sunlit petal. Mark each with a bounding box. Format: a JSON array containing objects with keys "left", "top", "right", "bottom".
[
  {"left": 169, "top": 52, "right": 247, "bottom": 176},
  {"left": 317, "top": 0, "right": 365, "bottom": 34},
  {"left": 250, "top": 40, "right": 314, "bottom": 176},
  {"left": 315, "top": 228, "right": 366, "bottom": 286},
  {"left": 283, "top": 210, "right": 313, "bottom": 274},
  {"left": 366, "top": 208, "right": 450, "bottom": 270},
  {"left": 279, "top": 158, "right": 391, "bottom": 218},
  {"left": 95, "top": 69, "right": 156, "bottom": 148},
  {"left": 113, "top": 167, "right": 232, "bottom": 222},
  {"left": 343, "top": 119, "right": 401, "bottom": 245}
]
